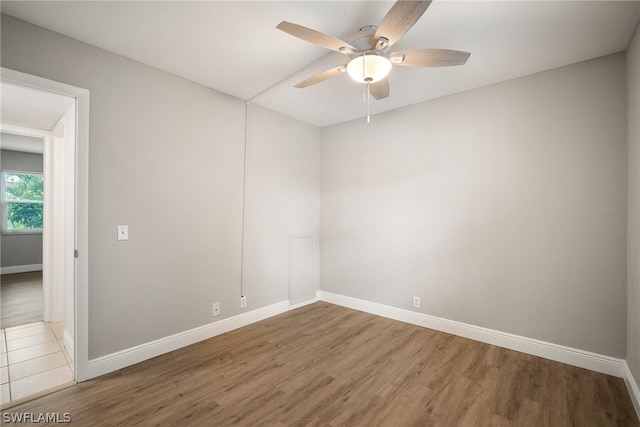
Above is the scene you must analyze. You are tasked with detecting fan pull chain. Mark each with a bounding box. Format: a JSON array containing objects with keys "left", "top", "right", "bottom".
[
  {"left": 362, "top": 53, "right": 367, "bottom": 102},
  {"left": 359, "top": 53, "right": 370, "bottom": 123},
  {"left": 367, "top": 82, "right": 371, "bottom": 123}
]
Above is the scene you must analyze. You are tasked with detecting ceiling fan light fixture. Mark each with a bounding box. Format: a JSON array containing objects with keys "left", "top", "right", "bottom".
[{"left": 346, "top": 54, "right": 392, "bottom": 84}]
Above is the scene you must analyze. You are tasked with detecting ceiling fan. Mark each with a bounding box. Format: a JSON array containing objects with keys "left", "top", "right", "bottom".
[{"left": 277, "top": 0, "right": 470, "bottom": 101}]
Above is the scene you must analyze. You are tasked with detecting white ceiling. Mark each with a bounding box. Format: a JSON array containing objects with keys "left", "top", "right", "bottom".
[
  {"left": 2, "top": 1, "right": 639, "bottom": 127},
  {"left": 1, "top": 82, "right": 75, "bottom": 132},
  {"left": 0, "top": 132, "right": 44, "bottom": 154}
]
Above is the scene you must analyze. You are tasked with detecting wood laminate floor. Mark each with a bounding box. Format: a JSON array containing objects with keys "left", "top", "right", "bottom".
[
  {"left": 0, "top": 272, "right": 43, "bottom": 329},
  {"left": 1, "top": 302, "right": 638, "bottom": 426}
]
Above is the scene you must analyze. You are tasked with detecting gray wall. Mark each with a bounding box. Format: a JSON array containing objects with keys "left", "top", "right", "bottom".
[
  {"left": 243, "top": 104, "right": 321, "bottom": 306},
  {"left": 0, "top": 148, "right": 43, "bottom": 268},
  {"left": 1, "top": 14, "right": 321, "bottom": 359},
  {"left": 321, "top": 53, "right": 628, "bottom": 358},
  {"left": 627, "top": 23, "right": 640, "bottom": 386}
]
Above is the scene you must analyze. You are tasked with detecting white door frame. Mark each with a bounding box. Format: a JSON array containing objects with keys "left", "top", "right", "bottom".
[{"left": 1, "top": 67, "right": 90, "bottom": 381}]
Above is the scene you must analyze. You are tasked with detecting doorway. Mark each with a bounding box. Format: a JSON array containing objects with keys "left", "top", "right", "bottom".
[
  {"left": 1, "top": 133, "right": 45, "bottom": 328},
  {"left": 0, "top": 68, "right": 89, "bottom": 404}
]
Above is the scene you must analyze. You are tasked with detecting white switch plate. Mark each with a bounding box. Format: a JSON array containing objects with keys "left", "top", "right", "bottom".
[{"left": 117, "top": 225, "right": 129, "bottom": 241}]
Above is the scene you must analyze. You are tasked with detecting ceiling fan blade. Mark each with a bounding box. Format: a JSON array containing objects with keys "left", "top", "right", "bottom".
[
  {"left": 277, "top": 21, "right": 356, "bottom": 54},
  {"left": 390, "top": 49, "right": 470, "bottom": 67},
  {"left": 294, "top": 66, "right": 347, "bottom": 88},
  {"left": 375, "top": 0, "right": 432, "bottom": 48},
  {"left": 369, "top": 78, "right": 389, "bottom": 100}
]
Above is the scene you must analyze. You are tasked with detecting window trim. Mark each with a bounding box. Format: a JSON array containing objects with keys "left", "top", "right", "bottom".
[{"left": 1, "top": 169, "right": 44, "bottom": 234}]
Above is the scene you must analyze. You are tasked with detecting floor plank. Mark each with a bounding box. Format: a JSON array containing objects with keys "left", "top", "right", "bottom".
[
  {"left": 0, "top": 272, "right": 43, "bottom": 329},
  {"left": 1, "top": 302, "right": 637, "bottom": 426}
]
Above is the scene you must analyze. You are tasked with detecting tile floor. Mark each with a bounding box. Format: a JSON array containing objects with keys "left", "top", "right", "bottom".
[{"left": 0, "top": 321, "right": 74, "bottom": 407}]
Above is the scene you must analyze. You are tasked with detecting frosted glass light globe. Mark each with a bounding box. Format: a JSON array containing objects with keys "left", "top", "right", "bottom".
[{"left": 346, "top": 54, "right": 392, "bottom": 84}]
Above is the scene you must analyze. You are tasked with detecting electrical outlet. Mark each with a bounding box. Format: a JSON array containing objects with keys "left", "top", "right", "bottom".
[
  {"left": 413, "top": 296, "right": 421, "bottom": 309},
  {"left": 212, "top": 302, "right": 220, "bottom": 317},
  {"left": 240, "top": 295, "right": 247, "bottom": 308}
]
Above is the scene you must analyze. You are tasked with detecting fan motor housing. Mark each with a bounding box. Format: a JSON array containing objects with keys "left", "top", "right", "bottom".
[{"left": 347, "top": 25, "right": 390, "bottom": 58}]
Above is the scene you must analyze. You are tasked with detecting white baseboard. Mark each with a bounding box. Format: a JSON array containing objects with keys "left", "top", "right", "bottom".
[
  {"left": 0, "top": 263, "right": 43, "bottom": 275},
  {"left": 623, "top": 362, "right": 640, "bottom": 419},
  {"left": 318, "top": 291, "right": 627, "bottom": 376},
  {"left": 318, "top": 291, "right": 640, "bottom": 420},
  {"left": 85, "top": 300, "right": 290, "bottom": 380},
  {"left": 77, "top": 291, "right": 640, "bottom": 421}
]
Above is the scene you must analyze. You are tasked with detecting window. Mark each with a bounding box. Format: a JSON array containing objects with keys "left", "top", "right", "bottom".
[{"left": 1, "top": 171, "right": 44, "bottom": 232}]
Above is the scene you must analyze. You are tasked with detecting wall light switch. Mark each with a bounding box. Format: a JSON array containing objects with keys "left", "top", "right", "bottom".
[{"left": 117, "top": 225, "right": 129, "bottom": 241}]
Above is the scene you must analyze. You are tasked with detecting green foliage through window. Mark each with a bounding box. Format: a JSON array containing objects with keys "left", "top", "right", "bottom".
[{"left": 2, "top": 171, "right": 44, "bottom": 231}]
